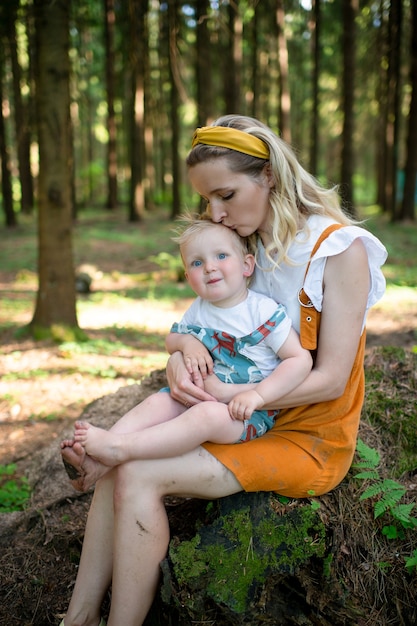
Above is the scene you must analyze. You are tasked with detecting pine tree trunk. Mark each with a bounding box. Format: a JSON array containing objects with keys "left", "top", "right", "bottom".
[{"left": 31, "top": 0, "right": 78, "bottom": 329}]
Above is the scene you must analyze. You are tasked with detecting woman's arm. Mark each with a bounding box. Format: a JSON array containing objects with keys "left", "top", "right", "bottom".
[
  {"left": 227, "top": 328, "right": 312, "bottom": 420},
  {"left": 266, "top": 239, "right": 370, "bottom": 409}
]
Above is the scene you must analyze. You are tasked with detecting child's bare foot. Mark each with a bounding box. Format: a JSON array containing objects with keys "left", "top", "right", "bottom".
[
  {"left": 74, "top": 421, "right": 126, "bottom": 467},
  {"left": 60, "top": 439, "right": 109, "bottom": 491}
]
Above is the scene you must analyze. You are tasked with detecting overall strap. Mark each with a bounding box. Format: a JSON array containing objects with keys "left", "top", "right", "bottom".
[{"left": 299, "top": 224, "right": 344, "bottom": 351}]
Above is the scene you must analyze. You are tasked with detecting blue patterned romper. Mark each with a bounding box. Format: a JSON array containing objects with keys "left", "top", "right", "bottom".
[{"left": 170, "top": 306, "right": 286, "bottom": 442}]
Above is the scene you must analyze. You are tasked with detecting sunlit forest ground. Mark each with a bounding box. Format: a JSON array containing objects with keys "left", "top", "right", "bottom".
[{"left": 0, "top": 207, "right": 416, "bottom": 466}]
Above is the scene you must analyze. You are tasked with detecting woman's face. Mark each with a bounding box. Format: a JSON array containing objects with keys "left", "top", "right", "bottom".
[{"left": 188, "top": 158, "right": 273, "bottom": 240}]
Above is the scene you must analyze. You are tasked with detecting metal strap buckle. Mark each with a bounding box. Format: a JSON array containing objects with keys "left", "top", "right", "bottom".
[{"left": 297, "top": 288, "right": 314, "bottom": 308}]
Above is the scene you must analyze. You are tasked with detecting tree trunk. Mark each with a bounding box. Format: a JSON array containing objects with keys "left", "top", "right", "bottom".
[
  {"left": 0, "top": 42, "right": 17, "bottom": 227},
  {"left": 224, "top": 2, "right": 240, "bottom": 113},
  {"left": 168, "top": 0, "right": 181, "bottom": 219},
  {"left": 104, "top": 0, "right": 118, "bottom": 210},
  {"left": 6, "top": 0, "right": 34, "bottom": 215},
  {"left": 276, "top": 0, "right": 291, "bottom": 143},
  {"left": 31, "top": 0, "right": 78, "bottom": 330},
  {"left": 375, "top": 2, "right": 388, "bottom": 210},
  {"left": 128, "top": 0, "right": 146, "bottom": 222},
  {"left": 196, "top": 0, "right": 212, "bottom": 127},
  {"left": 400, "top": 0, "right": 417, "bottom": 222},
  {"left": 340, "top": 0, "right": 357, "bottom": 217},
  {"left": 309, "top": 0, "right": 320, "bottom": 176},
  {"left": 384, "top": 0, "right": 403, "bottom": 219},
  {"left": 247, "top": 2, "right": 258, "bottom": 119}
]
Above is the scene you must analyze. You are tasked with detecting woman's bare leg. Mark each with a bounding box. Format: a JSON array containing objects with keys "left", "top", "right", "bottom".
[
  {"left": 63, "top": 471, "right": 116, "bottom": 626},
  {"left": 107, "top": 446, "right": 242, "bottom": 626}
]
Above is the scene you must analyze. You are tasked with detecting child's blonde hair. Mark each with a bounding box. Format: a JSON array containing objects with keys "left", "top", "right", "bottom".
[{"left": 173, "top": 212, "right": 250, "bottom": 262}]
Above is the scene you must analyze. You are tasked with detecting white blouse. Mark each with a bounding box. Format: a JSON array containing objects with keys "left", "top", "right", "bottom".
[{"left": 250, "top": 214, "right": 388, "bottom": 334}]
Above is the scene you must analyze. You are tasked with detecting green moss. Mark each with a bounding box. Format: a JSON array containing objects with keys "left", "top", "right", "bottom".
[
  {"left": 258, "top": 504, "right": 326, "bottom": 569},
  {"left": 169, "top": 494, "right": 326, "bottom": 614},
  {"left": 203, "top": 508, "right": 267, "bottom": 611},
  {"left": 170, "top": 535, "right": 207, "bottom": 584}
]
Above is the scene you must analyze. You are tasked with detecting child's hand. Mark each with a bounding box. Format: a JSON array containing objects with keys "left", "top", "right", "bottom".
[
  {"left": 228, "top": 390, "right": 264, "bottom": 421},
  {"left": 183, "top": 340, "right": 214, "bottom": 384}
]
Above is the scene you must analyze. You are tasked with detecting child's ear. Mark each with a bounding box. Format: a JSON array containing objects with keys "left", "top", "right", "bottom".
[{"left": 243, "top": 254, "right": 255, "bottom": 277}]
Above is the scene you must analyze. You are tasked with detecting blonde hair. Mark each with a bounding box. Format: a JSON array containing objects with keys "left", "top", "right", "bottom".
[
  {"left": 173, "top": 212, "right": 250, "bottom": 262},
  {"left": 186, "top": 114, "right": 354, "bottom": 268}
]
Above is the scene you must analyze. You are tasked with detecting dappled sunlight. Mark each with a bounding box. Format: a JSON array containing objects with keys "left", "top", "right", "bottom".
[
  {"left": 366, "top": 286, "right": 417, "bottom": 350},
  {"left": 77, "top": 295, "right": 192, "bottom": 333}
]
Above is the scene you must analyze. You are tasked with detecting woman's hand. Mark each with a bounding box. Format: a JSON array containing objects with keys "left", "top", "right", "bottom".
[{"left": 166, "top": 351, "right": 216, "bottom": 406}]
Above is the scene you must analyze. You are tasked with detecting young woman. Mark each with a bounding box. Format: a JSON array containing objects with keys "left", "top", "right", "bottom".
[{"left": 60, "top": 115, "right": 387, "bottom": 626}]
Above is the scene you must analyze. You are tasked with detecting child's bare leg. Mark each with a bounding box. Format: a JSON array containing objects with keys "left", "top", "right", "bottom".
[
  {"left": 77, "top": 401, "right": 244, "bottom": 463},
  {"left": 60, "top": 440, "right": 109, "bottom": 492},
  {"left": 62, "top": 392, "right": 184, "bottom": 488},
  {"left": 109, "top": 391, "right": 185, "bottom": 434},
  {"left": 73, "top": 422, "right": 135, "bottom": 466},
  {"left": 74, "top": 392, "right": 187, "bottom": 465}
]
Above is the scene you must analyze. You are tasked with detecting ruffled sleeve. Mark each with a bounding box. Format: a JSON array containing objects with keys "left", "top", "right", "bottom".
[{"left": 303, "top": 226, "right": 388, "bottom": 323}]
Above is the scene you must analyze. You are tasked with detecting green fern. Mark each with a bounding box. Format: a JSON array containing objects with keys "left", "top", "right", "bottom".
[
  {"left": 353, "top": 439, "right": 417, "bottom": 573},
  {"left": 361, "top": 478, "right": 406, "bottom": 518},
  {"left": 354, "top": 439, "right": 380, "bottom": 468}
]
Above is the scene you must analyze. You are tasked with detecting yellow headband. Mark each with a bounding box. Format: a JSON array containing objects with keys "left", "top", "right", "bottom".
[{"left": 191, "top": 126, "right": 269, "bottom": 159}]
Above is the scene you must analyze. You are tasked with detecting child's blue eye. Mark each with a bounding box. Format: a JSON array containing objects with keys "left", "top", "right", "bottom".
[
  {"left": 191, "top": 259, "right": 202, "bottom": 267},
  {"left": 218, "top": 253, "right": 227, "bottom": 260}
]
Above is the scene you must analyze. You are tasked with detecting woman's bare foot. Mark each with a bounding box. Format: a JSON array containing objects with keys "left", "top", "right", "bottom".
[
  {"left": 60, "top": 439, "right": 109, "bottom": 491},
  {"left": 74, "top": 421, "right": 126, "bottom": 467}
]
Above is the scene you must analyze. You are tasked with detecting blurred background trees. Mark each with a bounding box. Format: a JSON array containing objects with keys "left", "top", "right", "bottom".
[
  {"left": 0, "top": 0, "right": 415, "bottom": 329},
  {"left": 1, "top": 0, "right": 416, "bottom": 223}
]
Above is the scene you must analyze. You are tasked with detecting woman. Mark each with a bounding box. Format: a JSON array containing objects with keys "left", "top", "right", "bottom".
[{"left": 60, "top": 115, "right": 387, "bottom": 626}]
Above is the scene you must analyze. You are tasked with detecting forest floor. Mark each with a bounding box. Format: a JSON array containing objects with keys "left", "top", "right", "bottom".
[{"left": 1, "top": 271, "right": 416, "bottom": 468}]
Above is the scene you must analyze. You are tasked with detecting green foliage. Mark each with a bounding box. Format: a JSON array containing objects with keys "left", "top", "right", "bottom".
[
  {"left": 353, "top": 439, "right": 417, "bottom": 570},
  {"left": 0, "top": 464, "right": 31, "bottom": 512},
  {"left": 149, "top": 251, "right": 185, "bottom": 282},
  {"left": 59, "top": 338, "right": 133, "bottom": 356},
  {"left": 29, "top": 324, "right": 88, "bottom": 343},
  {"left": 2, "top": 368, "right": 50, "bottom": 381},
  {"left": 363, "top": 216, "right": 417, "bottom": 289},
  {"left": 405, "top": 550, "right": 417, "bottom": 574}
]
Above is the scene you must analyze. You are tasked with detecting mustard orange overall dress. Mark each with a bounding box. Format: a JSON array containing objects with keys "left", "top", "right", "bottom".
[{"left": 202, "top": 225, "right": 366, "bottom": 498}]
